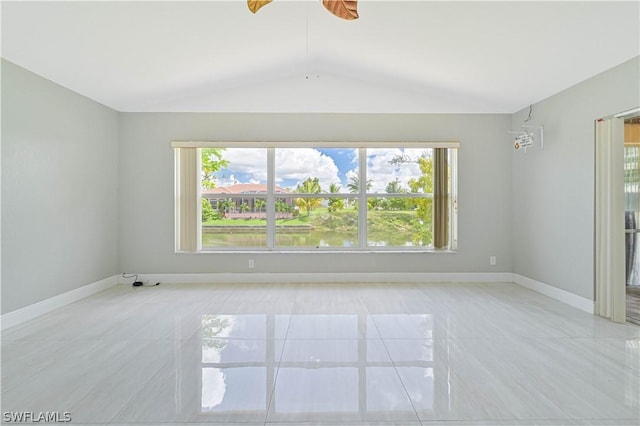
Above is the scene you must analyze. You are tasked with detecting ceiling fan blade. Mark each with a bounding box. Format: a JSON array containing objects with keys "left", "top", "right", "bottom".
[
  {"left": 248, "top": 0, "right": 273, "bottom": 14},
  {"left": 322, "top": 0, "right": 359, "bottom": 20}
]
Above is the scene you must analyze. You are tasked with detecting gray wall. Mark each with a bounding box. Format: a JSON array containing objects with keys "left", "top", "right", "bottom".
[
  {"left": 1, "top": 60, "right": 119, "bottom": 314},
  {"left": 511, "top": 56, "right": 640, "bottom": 300},
  {"left": 7, "top": 54, "right": 636, "bottom": 314},
  {"left": 118, "top": 113, "right": 512, "bottom": 275}
]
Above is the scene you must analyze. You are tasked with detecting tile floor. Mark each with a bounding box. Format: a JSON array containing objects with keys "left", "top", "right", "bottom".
[{"left": 1, "top": 282, "right": 640, "bottom": 426}]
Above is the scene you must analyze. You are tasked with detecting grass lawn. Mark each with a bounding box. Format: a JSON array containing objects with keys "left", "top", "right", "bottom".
[
  {"left": 203, "top": 207, "right": 338, "bottom": 227},
  {"left": 203, "top": 208, "right": 424, "bottom": 232},
  {"left": 203, "top": 207, "right": 432, "bottom": 245}
]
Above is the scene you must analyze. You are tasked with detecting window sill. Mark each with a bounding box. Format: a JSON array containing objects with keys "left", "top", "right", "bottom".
[{"left": 176, "top": 249, "right": 458, "bottom": 255}]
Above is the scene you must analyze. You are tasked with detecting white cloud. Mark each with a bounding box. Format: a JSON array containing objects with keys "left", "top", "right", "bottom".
[
  {"left": 275, "top": 148, "right": 340, "bottom": 190},
  {"left": 210, "top": 147, "right": 430, "bottom": 193},
  {"left": 217, "top": 148, "right": 268, "bottom": 183},
  {"left": 212, "top": 148, "right": 342, "bottom": 191},
  {"left": 215, "top": 174, "right": 239, "bottom": 187},
  {"left": 366, "top": 148, "right": 428, "bottom": 193}
]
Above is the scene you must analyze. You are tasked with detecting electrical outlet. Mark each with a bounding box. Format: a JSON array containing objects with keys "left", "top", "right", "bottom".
[
  {"left": 489, "top": 256, "right": 497, "bottom": 266},
  {"left": 248, "top": 259, "right": 255, "bottom": 269}
]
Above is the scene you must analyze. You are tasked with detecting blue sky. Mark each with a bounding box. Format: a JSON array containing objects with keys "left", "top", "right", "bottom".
[
  {"left": 315, "top": 148, "right": 357, "bottom": 186},
  {"left": 211, "top": 147, "right": 425, "bottom": 193}
]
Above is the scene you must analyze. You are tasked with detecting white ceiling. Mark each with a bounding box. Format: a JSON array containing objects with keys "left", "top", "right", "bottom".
[{"left": 2, "top": 1, "right": 639, "bottom": 113}]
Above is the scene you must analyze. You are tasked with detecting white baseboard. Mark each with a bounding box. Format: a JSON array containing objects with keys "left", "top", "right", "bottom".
[
  {"left": 1, "top": 275, "right": 119, "bottom": 330},
  {"left": 118, "top": 272, "right": 515, "bottom": 285},
  {"left": 2, "top": 273, "right": 593, "bottom": 330},
  {"left": 513, "top": 273, "right": 594, "bottom": 314}
]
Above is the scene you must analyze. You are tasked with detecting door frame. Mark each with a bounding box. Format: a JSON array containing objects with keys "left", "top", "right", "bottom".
[{"left": 595, "top": 107, "right": 640, "bottom": 323}]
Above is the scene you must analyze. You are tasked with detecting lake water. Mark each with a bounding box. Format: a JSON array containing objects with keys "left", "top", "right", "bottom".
[{"left": 201, "top": 228, "right": 422, "bottom": 248}]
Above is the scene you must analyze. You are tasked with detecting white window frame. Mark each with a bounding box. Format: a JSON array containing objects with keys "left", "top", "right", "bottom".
[{"left": 173, "top": 141, "right": 459, "bottom": 253}]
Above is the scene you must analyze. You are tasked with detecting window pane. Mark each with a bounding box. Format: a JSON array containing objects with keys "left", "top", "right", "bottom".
[
  {"left": 275, "top": 199, "right": 358, "bottom": 248},
  {"left": 201, "top": 148, "right": 268, "bottom": 248},
  {"left": 274, "top": 147, "right": 359, "bottom": 248},
  {"left": 275, "top": 148, "right": 358, "bottom": 194},
  {"left": 202, "top": 196, "right": 267, "bottom": 248},
  {"left": 366, "top": 148, "right": 433, "bottom": 194},
  {"left": 367, "top": 197, "right": 433, "bottom": 247}
]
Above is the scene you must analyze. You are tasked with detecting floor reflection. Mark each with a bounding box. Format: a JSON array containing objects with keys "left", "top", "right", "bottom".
[
  {"left": 202, "top": 367, "right": 266, "bottom": 412},
  {"left": 626, "top": 339, "right": 640, "bottom": 406},
  {"left": 185, "top": 312, "right": 640, "bottom": 422},
  {"left": 371, "top": 314, "right": 435, "bottom": 338},
  {"left": 196, "top": 313, "right": 437, "bottom": 421}
]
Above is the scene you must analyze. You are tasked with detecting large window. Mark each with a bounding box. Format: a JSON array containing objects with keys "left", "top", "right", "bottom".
[{"left": 174, "top": 142, "right": 458, "bottom": 251}]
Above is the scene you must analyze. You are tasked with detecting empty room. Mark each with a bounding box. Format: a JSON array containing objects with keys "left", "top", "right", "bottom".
[{"left": 1, "top": 1, "right": 640, "bottom": 425}]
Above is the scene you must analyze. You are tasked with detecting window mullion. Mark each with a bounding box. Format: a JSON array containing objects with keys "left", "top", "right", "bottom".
[
  {"left": 267, "top": 148, "right": 275, "bottom": 249},
  {"left": 358, "top": 148, "right": 367, "bottom": 248}
]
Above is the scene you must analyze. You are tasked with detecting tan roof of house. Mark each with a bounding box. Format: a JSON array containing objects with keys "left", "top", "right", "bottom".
[{"left": 203, "top": 183, "right": 289, "bottom": 195}]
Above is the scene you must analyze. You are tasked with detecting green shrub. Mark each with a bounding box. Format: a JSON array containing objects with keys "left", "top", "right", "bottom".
[{"left": 202, "top": 198, "right": 217, "bottom": 222}]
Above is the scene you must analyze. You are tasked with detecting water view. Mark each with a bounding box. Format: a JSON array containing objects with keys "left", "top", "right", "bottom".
[
  {"left": 200, "top": 147, "right": 440, "bottom": 249},
  {"left": 202, "top": 208, "right": 431, "bottom": 249}
]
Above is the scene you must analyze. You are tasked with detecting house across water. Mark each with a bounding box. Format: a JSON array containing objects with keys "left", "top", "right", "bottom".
[{"left": 202, "top": 184, "right": 295, "bottom": 219}]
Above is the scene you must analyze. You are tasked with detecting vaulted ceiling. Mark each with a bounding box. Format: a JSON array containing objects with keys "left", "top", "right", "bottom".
[{"left": 2, "top": 1, "right": 638, "bottom": 113}]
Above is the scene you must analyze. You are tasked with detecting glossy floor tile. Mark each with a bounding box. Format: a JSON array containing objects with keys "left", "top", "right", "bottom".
[{"left": 1, "top": 282, "right": 639, "bottom": 425}]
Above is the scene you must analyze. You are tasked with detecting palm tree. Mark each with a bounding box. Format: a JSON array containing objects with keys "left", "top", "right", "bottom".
[
  {"left": 275, "top": 199, "right": 289, "bottom": 213},
  {"left": 328, "top": 182, "right": 343, "bottom": 212},
  {"left": 347, "top": 173, "right": 372, "bottom": 209},
  {"left": 385, "top": 178, "right": 408, "bottom": 211},
  {"left": 347, "top": 173, "right": 372, "bottom": 193},
  {"left": 296, "top": 177, "right": 322, "bottom": 216},
  {"left": 385, "top": 178, "right": 405, "bottom": 194},
  {"left": 254, "top": 199, "right": 266, "bottom": 212},
  {"left": 219, "top": 199, "right": 236, "bottom": 214}
]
